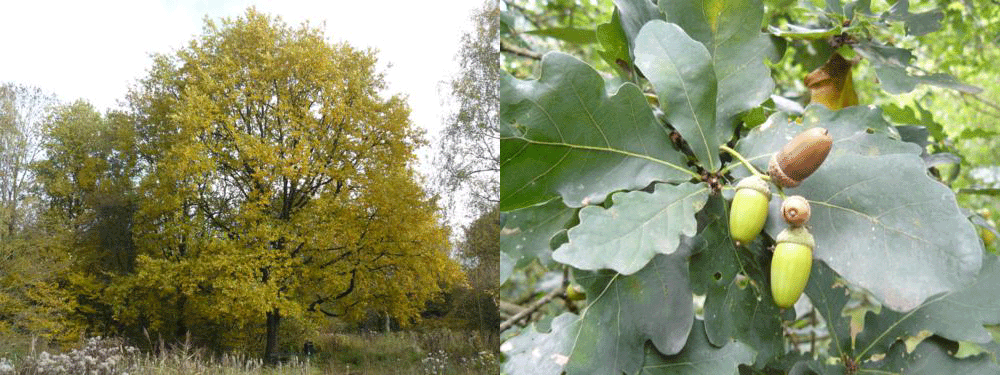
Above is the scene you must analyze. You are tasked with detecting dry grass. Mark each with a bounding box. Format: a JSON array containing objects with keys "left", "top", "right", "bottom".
[{"left": 0, "top": 329, "right": 498, "bottom": 375}]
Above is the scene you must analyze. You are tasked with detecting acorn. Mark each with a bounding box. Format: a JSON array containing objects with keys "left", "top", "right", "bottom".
[
  {"left": 781, "top": 195, "right": 811, "bottom": 227},
  {"left": 770, "top": 226, "right": 815, "bottom": 308},
  {"left": 729, "top": 175, "right": 771, "bottom": 246},
  {"left": 566, "top": 284, "right": 586, "bottom": 301},
  {"left": 768, "top": 127, "right": 833, "bottom": 188}
]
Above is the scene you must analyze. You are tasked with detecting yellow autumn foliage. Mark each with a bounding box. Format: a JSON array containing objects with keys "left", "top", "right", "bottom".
[{"left": 111, "top": 8, "right": 465, "bottom": 356}]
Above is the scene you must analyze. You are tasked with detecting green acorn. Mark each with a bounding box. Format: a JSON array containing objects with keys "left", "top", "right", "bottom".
[
  {"left": 770, "top": 226, "right": 815, "bottom": 308},
  {"left": 729, "top": 175, "right": 771, "bottom": 246}
]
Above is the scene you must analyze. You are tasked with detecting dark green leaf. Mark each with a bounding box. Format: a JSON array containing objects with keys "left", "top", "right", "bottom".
[
  {"left": 883, "top": 0, "right": 945, "bottom": 36},
  {"left": 690, "top": 195, "right": 786, "bottom": 364},
  {"left": 661, "top": 0, "right": 778, "bottom": 154},
  {"left": 896, "top": 125, "right": 929, "bottom": 151},
  {"left": 526, "top": 27, "right": 598, "bottom": 44},
  {"left": 500, "top": 52, "right": 695, "bottom": 211},
  {"left": 735, "top": 106, "right": 983, "bottom": 312},
  {"left": 612, "top": 0, "right": 663, "bottom": 55},
  {"left": 597, "top": 9, "right": 633, "bottom": 77},
  {"left": 862, "top": 336, "right": 1000, "bottom": 373},
  {"left": 501, "top": 197, "right": 578, "bottom": 270},
  {"left": 855, "top": 41, "right": 982, "bottom": 94},
  {"left": 852, "top": 254, "right": 1000, "bottom": 359},
  {"left": 639, "top": 320, "right": 755, "bottom": 374},
  {"left": 554, "top": 183, "right": 708, "bottom": 274},
  {"left": 634, "top": 21, "right": 721, "bottom": 170},
  {"left": 803, "top": 261, "right": 854, "bottom": 359},
  {"left": 501, "top": 250, "right": 695, "bottom": 375}
]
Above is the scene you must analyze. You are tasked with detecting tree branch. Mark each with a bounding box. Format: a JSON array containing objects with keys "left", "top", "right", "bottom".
[
  {"left": 499, "top": 285, "right": 565, "bottom": 332},
  {"left": 501, "top": 40, "right": 541, "bottom": 60}
]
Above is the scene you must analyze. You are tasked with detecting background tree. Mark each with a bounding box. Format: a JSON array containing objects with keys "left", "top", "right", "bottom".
[
  {"left": 116, "top": 9, "right": 463, "bottom": 361},
  {"left": 0, "top": 84, "right": 80, "bottom": 343},
  {"left": 32, "top": 100, "right": 140, "bottom": 336},
  {"left": 434, "top": 1, "right": 500, "bottom": 224},
  {"left": 0, "top": 83, "right": 55, "bottom": 243}
]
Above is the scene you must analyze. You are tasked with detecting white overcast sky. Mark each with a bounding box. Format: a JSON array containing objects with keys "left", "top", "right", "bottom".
[{"left": 0, "top": 0, "right": 484, "bottom": 176}]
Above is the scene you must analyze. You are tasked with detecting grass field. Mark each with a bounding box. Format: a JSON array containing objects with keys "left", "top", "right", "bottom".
[{"left": 0, "top": 329, "right": 498, "bottom": 375}]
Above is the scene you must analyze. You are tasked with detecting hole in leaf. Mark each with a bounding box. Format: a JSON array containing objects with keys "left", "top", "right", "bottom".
[
  {"left": 866, "top": 128, "right": 875, "bottom": 134},
  {"left": 713, "top": 272, "right": 722, "bottom": 281}
]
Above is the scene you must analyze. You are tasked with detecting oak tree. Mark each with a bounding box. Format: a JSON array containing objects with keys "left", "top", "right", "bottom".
[{"left": 118, "top": 8, "right": 463, "bottom": 360}]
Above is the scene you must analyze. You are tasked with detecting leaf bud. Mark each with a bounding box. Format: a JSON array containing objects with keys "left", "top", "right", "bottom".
[{"left": 768, "top": 127, "right": 833, "bottom": 188}]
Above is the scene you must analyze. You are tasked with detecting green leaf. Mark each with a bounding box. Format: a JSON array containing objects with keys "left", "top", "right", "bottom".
[
  {"left": 639, "top": 319, "right": 755, "bottom": 374},
  {"left": 500, "top": 53, "right": 695, "bottom": 211},
  {"left": 502, "top": 250, "right": 695, "bottom": 375},
  {"left": 526, "top": 27, "right": 598, "bottom": 44},
  {"left": 500, "top": 251, "right": 515, "bottom": 286},
  {"left": 689, "top": 195, "right": 787, "bottom": 364},
  {"left": 553, "top": 183, "right": 708, "bottom": 275},
  {"left": 634, "top": 21, "right": 720, "bottom": 170},
  {"left": 735, "top": 106, "right": 983, "bottom": 312},
  {"left": 958, "top": 127, "right": 1000, "bottom": 140},
  {"left": 862, "top": 336, "right": 1000, "bottom": 373},
  {"left": 501, "top": 197, "right": 578, "bottom": 269},
  {"left": 612, "top": 0, "right": 663, "bottom": 54},
  {"left": 803, "top": 261, "right": 854, "bottom": 359},
  {"left": 855, "top": 42, "right": 982, "bottom": 94},
  {"left": 881, "top": 102, "right": 945, "bottom": 141},
  {"left": 767, "top": 24, "right": 843, "bottom": 39},
  {"left": 661, "top": 0, "right": 778, "bottom": 154},
  {"left": 597, "top": 10, "right": 633, "bottom": 77},
  {"left": 851, "top": 254, "right": 1000, "bottom": 359},
  {"left": 501, "top": 313, "right": 577, "bottom": 375},
  {"left": 883, "top": 0, "right": 945, "bottom": 36}
]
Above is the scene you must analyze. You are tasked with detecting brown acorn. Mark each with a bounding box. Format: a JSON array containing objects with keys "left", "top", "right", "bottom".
[
  {"left": 781, "top": 195, "right": 811, "bottom": 227},
  {"left": 768, "top": 127, "right": 833, "bottom": 188}
]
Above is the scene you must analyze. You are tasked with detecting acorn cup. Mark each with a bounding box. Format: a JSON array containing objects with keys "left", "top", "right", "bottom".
[
  {"left": 729, "top": 175, "right": 770, "bottom": 246},
  {"left": 768, "top": 127, "right": 833, "bottom": 188},
  {"left": 770, "top": 226, "right": 814, "bottom": 308},
  {"left": 781, "top": 195, "right": 811, "bottom": 227}
]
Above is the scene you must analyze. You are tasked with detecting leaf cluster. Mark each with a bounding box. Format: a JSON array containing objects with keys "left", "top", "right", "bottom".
[{"left": 499, "top": 0, "right": 998, "bottom": 374}]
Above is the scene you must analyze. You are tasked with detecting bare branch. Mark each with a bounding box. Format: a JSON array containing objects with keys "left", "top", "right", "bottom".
[{"left": 499, "top": 286, "right": 565, "bottom": 332}]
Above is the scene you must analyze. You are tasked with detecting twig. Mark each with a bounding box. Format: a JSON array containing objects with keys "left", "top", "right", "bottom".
[
  {"left": 719, "top": 145, "right": 769, "bottom": 181},
  {"left": 500, "top": 286, "right": 566, "bottom": 332},
  {"left": 501, "top": 40, "right": 542, "bottom": 60}
]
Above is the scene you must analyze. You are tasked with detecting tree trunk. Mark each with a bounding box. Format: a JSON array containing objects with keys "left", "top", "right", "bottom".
[{"left": 265, "top": 308, "right": 281, "bottom": 364}]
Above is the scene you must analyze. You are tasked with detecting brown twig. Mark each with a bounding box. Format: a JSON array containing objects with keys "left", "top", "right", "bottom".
[
  {"left": 499, "top": 286, "right": 566, "bottom": 332},
  {"left": 501, "top": 40, "right": 542, "bottom": 60}
]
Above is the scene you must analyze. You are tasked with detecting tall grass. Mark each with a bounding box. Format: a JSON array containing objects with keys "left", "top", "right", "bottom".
[{"left": 0, "top": 329, "right": 497, "bottom": 375}]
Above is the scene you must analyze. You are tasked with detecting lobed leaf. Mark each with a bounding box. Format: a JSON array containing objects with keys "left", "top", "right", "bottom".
[
  {"left": 500, "top": 52, "right": 695, "bottom": 211},
  {"left": 735, "top": 106, "right": 983, "bottom": 312},
  {"left": 553, "top": 183, "right": 708, "bottom": 275},
  {"left": 639, "top": 319, "right": 755, "bottom": 375},
  {"left": 634, "top": 21, "right": 720, "bottom": 170},
  {"left": 862, "top": 335, "right": 1000, "bottom": 373},
  {"left": 501, "top": 249, "right": 696, "bottom": 375},
  {"left": 661, "top": 0, "right": 778, "bottom": 138},
  {"left": 689, "top": 195, "right": 787, "bottom": 364},
  {"left": 501, "top": 197, "right": 578, "bottom": 270}
]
